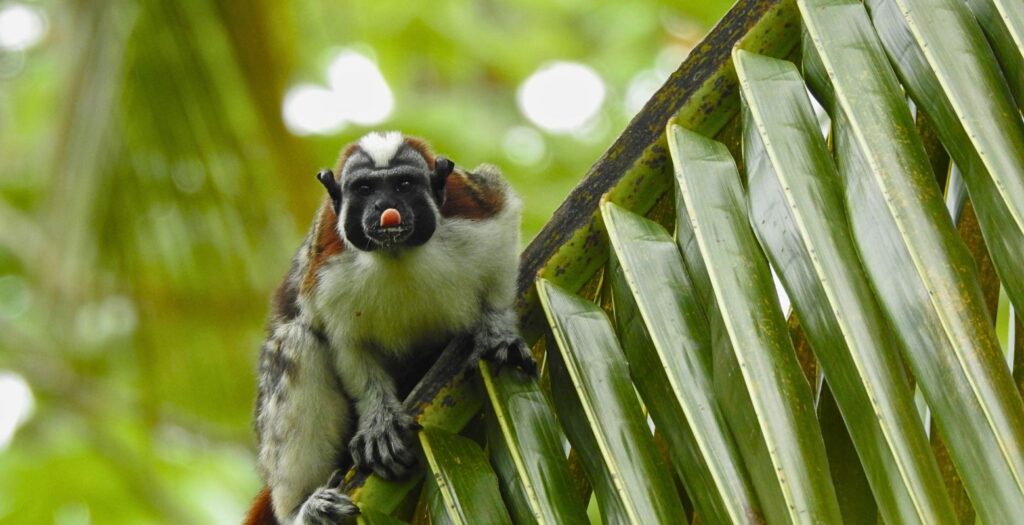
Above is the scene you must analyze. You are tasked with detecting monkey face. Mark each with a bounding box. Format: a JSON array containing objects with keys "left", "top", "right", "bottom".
[
  {"left": 325, "top": 137, "right": 454, "bottom": 252},
  {"left": 341, "top": 168, "right": 437, "bottom": 251}
]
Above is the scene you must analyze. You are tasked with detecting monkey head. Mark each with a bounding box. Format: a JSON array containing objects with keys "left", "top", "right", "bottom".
[{"left": 317, "top": 132, "right": 455, "bottom": 252}]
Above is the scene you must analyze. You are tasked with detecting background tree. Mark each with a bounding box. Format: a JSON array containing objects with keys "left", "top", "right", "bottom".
[{"left": 0, "top": 0, "right": 721, "bottom": 522}]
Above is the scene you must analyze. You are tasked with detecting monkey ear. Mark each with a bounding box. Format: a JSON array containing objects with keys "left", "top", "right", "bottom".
[
  {"left": 432, "top": 156, "right": 454, "bottom": 200},
  {"left": 435, "top": 156, "right": 455, "bottom": 178},
  {"left": 316, "top": 169, "right": 342, "bottom": 212}
]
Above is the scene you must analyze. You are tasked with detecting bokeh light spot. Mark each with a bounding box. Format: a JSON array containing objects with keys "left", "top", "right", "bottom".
[
  {"left": 0, "top": 3, "right": 47, "bottom": 51},
  {"left": 53, "top": 503, "right": 91, "bottom": 525},
  {"left": 0, "top": 371, "right": 34, "bottom": 450},
  {"left": 625, "top": 69, "right": 663, "bottom": 116},
  {"left": 655, "top": 44, "right": 690, "bottom": 78},
  {"left": 502, "top": 126, "right": 546, "bottom": 166},
  {"left": 282, "top": 83, "right": 347, "bottom": 136},
  {"left": 0, "top": 275, "right": 30, "bottom": 319},
  {"left": 327, "top": 50, "right": 394, "bottom": 126},
  {"left": 282, "top": 49, "right": 393, "bottom": 136},
  {"left": 74, "top": 295, "right": 138, "bottom": 349},
  {"left": 517, "top": 61, "right": 606, "bottom": 134}
]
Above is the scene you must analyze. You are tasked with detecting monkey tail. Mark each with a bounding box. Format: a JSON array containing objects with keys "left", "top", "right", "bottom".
[{"left": 243, "top": 487, "right": 279, "bottom": 525}]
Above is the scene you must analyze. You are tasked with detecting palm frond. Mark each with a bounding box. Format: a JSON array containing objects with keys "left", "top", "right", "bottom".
[{"left": 342, "top": 0, "right": 1024, "bottom": 521}]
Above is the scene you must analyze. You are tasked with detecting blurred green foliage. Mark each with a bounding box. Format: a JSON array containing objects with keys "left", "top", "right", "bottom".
[{"left": 0, "top": 0, "right": 730, "bottom": 522}]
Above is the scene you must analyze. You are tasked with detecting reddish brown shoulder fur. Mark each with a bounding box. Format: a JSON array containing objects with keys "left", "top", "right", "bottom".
[
  {"left": 301, "top": 201, "right": 345, "bottom": 294},
  {"left": 441, "top": 169, "right": 505, "bottom": 220},
  {"left": 243, "top": 487, "right": 278, "bottom": 525}
]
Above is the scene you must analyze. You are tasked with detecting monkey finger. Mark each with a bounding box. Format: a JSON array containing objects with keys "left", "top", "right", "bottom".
[
  {"left": 349, "top": 434, "right": 364, "bottom": 456},
  {"left": 396, "top": 451, "right": 418, "bottom": 471},
  {"left": 493, "top": 344, "right": 514, "bottom": 376},
  {"left": 521, "top": 361, "right": 539, "bottom": 379},
  {"left": 375, "top": 433, "right": 415, "bottom": 478},
  {"left": 349, "top": 446, "right": 363, "bottom": 468},
  {"left": 389, "top": 439, "right": 417, "bottom": 468},
  {"left": 327, "top": 468, "right": 346, "bottom": 488},
  {"left": 385, "top": 424, "right": 412, "bottom": 455},
  {"left": 496, "top": 343, "right": 511, "bottom": 363},
  {"left": 371, "top": 438, "right": 387, "bottom": 465},
  {"left": 520, "top": 362, "right": 539, "bottom": 379},
  {"left": 377, "top": 450, "right": 410, "bottom": 481},
  {"left": 510, "top": 340, "right": 538, "bottom": 377},
  {"left": 399, "top": 413, "right": 420, "bottom": 433},
  {"left": 352, "top": 434, "right": 377, "bottom": 472},
  {"left": 377, "top": 463, "right": 402, "bottom": 481},
  {"left": 390, "top": 437, "right": 417, "bottom": 467},
  {"left": 342, "top": 500, "right": 361, "bottom": 516},
  {"left": 370, "top": 443, "right": 394, "bottom": 480}
]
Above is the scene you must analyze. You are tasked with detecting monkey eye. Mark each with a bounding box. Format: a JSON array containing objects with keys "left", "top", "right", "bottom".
[
  {"left": 395, "top": 179, "right": 413, "bottom": 193},
  {"left": 356, "top": 184, "right": 372, "bottom": 196}
]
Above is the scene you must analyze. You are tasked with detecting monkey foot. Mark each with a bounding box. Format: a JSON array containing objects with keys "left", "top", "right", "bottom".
[{"left": 299, "top": 485, "right": 359, "bottom": 524}]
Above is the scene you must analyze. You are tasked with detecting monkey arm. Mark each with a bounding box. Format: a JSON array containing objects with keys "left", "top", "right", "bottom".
[
  {"left": 466, "top": 214, "right": 537, "bottom": 376},
  {"left": 337, "top": 334, "right": 473, "bottom": 493},
  {"left": 336, "top": 344, "right": 420, "bottom": 480}
]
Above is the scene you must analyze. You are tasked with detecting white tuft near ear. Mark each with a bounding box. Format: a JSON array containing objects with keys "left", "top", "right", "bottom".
[{"left": 358, "top": 131, "right": 405, "bottom": 168}]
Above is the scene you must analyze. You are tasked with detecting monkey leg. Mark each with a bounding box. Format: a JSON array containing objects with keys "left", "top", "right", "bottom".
[{"left": 257, "top": 322, "right": 357, "bottom": 524}]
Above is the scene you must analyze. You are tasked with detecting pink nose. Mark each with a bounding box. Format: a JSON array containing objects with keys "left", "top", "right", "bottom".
[{"left": 380, "top": 208, "right": 402, "bottom": 228}]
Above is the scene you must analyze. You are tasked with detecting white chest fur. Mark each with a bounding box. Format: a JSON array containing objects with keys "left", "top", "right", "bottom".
[{"left": 310, "top": 209, "right": 519, "bottom": 356}]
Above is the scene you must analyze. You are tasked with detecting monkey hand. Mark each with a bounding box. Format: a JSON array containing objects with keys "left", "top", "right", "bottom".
[
  {"left": 469, "top": 310, "right": 538, "bottom": 378},
  {"left": 482, "top": 333, "right": 537, "bottom": 378},
  {"left": 349, "top": 407, "right": 420, "bottom": 481}
]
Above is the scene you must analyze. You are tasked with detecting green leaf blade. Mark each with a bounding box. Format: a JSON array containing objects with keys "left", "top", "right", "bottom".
[
  {"left": 966, "top": 0, "right": 1024, "bottom": 109},
  {"left": 481, "top": 363, "right": 590, "bottom": 525},
  {"left": 537, "top": 279, "right": 687, "bottom": 525},
  {"left": 817, "top": 382, "right": 878, "bottom": 525},
  {"left": 358, "top": 508, "right": 409, "bottom": 525},
  {"left": 420, "top": 427, "right": 513, "bottom": 525},
  {"left": 866, "top": 0, "right": 1024, "bottom": 334},
  {"left": 735, "top": 46, "right": 956, "bottom": 523},
  {"left": 601, "top": 200, "right": 763, "bottom": 524},
  {"left": 668, "top": 123, "right": 842, "bottom": 525},
  {"left": 801, "top": 1, "right": 1024, "bottom": 517}
]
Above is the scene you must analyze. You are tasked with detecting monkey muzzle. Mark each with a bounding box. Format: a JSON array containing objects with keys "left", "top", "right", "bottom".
[{"left": 365, "top": 207, "right": 412, "bottom": 248}]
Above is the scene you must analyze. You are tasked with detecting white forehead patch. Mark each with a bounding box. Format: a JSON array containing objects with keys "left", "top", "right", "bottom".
[{"left": 358, "top": 131, "right": 405, "bottom": 168}]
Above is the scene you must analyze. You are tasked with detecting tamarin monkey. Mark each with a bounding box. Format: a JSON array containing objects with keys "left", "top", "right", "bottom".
[{"left": 244, "top": 132, "right": 536, "bottom": 525}]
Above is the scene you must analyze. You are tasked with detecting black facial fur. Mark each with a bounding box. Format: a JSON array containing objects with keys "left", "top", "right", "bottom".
[{"left": 338, "top": 147, "right": 452, "bottom": 252}]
